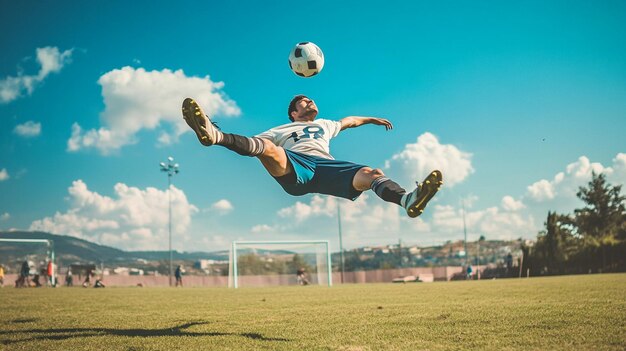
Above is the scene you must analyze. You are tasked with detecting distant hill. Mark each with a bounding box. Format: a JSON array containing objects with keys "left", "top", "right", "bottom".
[{"left": 0, "top": 231, "right": 227, "bottom": 268}]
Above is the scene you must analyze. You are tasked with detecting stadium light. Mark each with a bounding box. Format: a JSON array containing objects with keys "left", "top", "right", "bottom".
[
  {"left": 337, "top": 201, "right": 345, "bottom": 284},
  {"left": 462, "top": 199, "right": 468, "bottom": 272},
  {"left": 160, "top": 156, "right": 179, "bottom": 287}
]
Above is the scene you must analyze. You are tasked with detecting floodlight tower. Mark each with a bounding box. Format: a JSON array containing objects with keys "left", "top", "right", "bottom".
[
  {"left": 462, "top": 199, "right": 468, "bottom": 269},
  {"left": 337, "top": 202, "right": 345, "bottom": 284},
  {"left": 160, "top": 156, "right": 179, "bottom": 287}
]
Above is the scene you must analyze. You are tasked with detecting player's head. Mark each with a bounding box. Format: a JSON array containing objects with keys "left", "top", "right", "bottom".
[{"left": 288, "top": 95, "right": 318, "bottom": 122}]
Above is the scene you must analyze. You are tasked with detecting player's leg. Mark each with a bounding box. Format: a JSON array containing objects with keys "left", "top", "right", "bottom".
[
  {"left": 352, "top": 167, "right": 406, "bottom": 205},
  {"left": 182, "top": 98, "right": 265, "bottom": 154},
  {"left": 182, "top": 98, "right": 294, "bottom": 178},
  {"left": 256, "top": 140, "right": 293, "bottom": 177},
  {"left": 352, "top": 167, "right": 443, "bottom": 218}
]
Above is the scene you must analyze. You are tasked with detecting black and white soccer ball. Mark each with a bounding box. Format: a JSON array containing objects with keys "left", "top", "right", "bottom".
[{"left": 288, "top": 42, "right": 324, "bottom": 78}]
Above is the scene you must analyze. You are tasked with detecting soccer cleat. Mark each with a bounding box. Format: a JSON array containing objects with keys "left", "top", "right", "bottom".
[
  {"left": 403, "top": 170, "right": 443, "bottom": 218},
  {"left": 182, "top": 98, "right": 221, "bottom": 146}
]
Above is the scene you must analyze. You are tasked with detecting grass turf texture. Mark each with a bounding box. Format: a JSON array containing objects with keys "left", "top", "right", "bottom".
[{"left": 0, "top": 274, "right": 624, "bottom": 350}]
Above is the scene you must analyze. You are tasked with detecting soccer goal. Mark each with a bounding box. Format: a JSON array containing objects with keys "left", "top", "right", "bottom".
[
  {"left": 228, "top": 240, "right": 332, "bottom": 288},
  {"left": 0, "top": 238, "right": 56, "bottom": 286}
]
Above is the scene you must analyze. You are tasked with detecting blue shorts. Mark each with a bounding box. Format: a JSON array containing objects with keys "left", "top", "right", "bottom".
[{"left": 274, "top": 149, "right": 366, "bottom": 200}]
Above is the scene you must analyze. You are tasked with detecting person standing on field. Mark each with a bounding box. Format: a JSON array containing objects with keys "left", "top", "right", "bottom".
[
  {"left": 175, "top": 265, "right": 184, "bottom": 287},
  {"left": 17, "top": 261, "right": 30, "bottom": 288},
  {"left": 46, "top": 260, "right": 54, "bottom": 287}
]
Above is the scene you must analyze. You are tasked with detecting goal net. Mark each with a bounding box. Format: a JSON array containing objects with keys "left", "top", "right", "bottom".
[
  {"left": 229, "top": 240, "right": 332, "bottom": 288},
  {"left": 0, "top": 238, "right": 56, "bottom": 286}
]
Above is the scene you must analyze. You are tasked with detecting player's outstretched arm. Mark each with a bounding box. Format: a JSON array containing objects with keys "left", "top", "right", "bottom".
[{"left": 340, "top": 116, "right": 393, "bottom": 131}]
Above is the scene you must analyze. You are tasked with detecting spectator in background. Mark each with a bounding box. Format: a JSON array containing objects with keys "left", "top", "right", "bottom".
[
  {"left": 506, "top": 253, "right": 514, "bottom": 277},
  {"left": 65, "top": 268, "right": 74, "bottom": 287},
  {"left": 175, "top": 265, "right": 184, "bottom": 287},
  {"left": 82, "top": 269, "right": 93, "bottom": 288},
  {"left": 17, "top": 261, "right": 30, "bottom": 288},
  {"left": 46, "top": 260, "right": 54, "bottom": 287},
  {"left": 32, "top": 273, "right": 41, "bottom": 287},
  {"left": 296, "top": 267, "right": 310, "bottom": 286},
  {"left": 0, "top": 264, "right": 4, "bottom": 287},
  {"left": 466, "top": 265, "right": 473, "bottom": 280}
]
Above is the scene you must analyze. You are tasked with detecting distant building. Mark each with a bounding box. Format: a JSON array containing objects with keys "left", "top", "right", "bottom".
[
  {"left": 195, "top": 260, "right": 211, "bottom": 270},
  {"left": 129, "top": 268, "right": 144, "bottom": 276},
  {"left": 112, "top": 267, "right": 142, "bottom": 275},
  {"left": 113, "top": 267, "right": 129, "bottom": 275}
]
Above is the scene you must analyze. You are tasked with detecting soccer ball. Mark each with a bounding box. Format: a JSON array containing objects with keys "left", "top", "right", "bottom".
[{"left": 288, "top": 42, "right": 324, "bottom": 77}]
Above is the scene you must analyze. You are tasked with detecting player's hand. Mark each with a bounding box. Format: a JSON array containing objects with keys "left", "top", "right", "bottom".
[{"left": 371, "top": 118, "right": 393, "bottom": 131}]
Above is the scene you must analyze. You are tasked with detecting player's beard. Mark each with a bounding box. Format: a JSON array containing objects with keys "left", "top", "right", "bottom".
[{"left": 302, "top": 108, "right": 318, "bottom": 120}]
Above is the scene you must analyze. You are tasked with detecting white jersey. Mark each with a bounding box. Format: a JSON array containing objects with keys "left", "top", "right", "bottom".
[{"left": 256, "top": 119, "right": 342, "bottom": 159}]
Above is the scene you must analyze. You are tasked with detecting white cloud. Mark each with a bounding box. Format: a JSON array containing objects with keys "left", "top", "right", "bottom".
[
  {"left": 268, "top": 193, "right": 403, "bottom": 246},
  {"left": 431, "top": 204, "right": 536, "bottom": 241},
  {"left": 157, "top": 131, "right": 172, "bottom": 146},
  {"left": 497, "top": 152, "right": 626, "bottom": 239},
  {"left": 29, "top": 180, "right": 199, "bottom": 250},
  {"left": 199, "top": 235, "right": 229, "bottom": 250},
  {"left": 251, "top": 224, "right": 274, "bottom": 233},
  {"left": 14, "top": 121, "right": 41, "bottom": 137},
  {"left": 613, "top": 153, "right": 626, "bottom": 174},
  {"left": 385, "top": 132, "right": 473, "bottom": 187},
  {"left": 210, "top": 199, "right": 234, "bottom": 214},
  {"left": 527, "top": 179, "right": 555, "bottom": 201},
  {"left": 257, "top": 189, "right": 534, "bottom": 247},
  {"left": 0, "top": 47, "right": 73, "bottom": 103},
  {"left": 0, "top": 213, "right": 10, "bottom": 221},
  {"left": 457, "top": 195, "right": 479, "bottom": 209},
  {"left": 278, "top": 195, "right": 338, "bottom": 222},
  {"left": 429, "top": 154, "right": 626, "bottom": 241},
  {"left": 0, "top": 169, "right": 8, "bottom": 181},
  {"left": 67, "top": 66, "right": 241, "bottom": 155},
  {"left": 501, "top": 196, "right": 525, "bottom": 211},
  {"left": 526, "top": 154, "right": 626, "bottom": 204}
]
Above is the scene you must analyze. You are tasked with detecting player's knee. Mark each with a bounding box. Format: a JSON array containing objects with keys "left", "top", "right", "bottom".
[
  {"left": 260, "top": 138, "right": 277, "bottom": 155},
  {"left": 359, "top": 167, "right": 384, "bottom": 178},
  {"left": 359, "top": 166, "right": 373, "bottom": 174},
  {"left": 260, "top": 138, "right": 272, "bottom": 149},
  {"left": 372, "top": 168, "right": 385, "bottom": 177}
]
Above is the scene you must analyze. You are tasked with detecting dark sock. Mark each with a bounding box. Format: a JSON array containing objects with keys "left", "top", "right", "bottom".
[
  {"left": 370, "top": 177, "right": 406, "bottom": 206},
  {"left": 219, "top": 133, "right": 265, "bottom": 157}
]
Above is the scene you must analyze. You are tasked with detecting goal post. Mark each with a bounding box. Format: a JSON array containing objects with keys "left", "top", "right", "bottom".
[
  {"left": 229, "top": 240, "right": 332, "bottom": 288},
  {"left": 0, "top": 238, "right": 56, "bottom": 286}
]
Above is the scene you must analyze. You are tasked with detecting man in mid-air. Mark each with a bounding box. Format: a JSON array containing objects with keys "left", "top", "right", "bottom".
[{"left": 182, "top": 95, "right": 442, "bottom": 217}]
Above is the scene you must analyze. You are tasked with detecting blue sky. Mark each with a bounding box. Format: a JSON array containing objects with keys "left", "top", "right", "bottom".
[{"left": 1, "top": 1, "right": 625, "bottom": 252}]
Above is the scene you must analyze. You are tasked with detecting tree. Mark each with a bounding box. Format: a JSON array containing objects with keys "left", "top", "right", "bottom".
[
  {"left": 574, "top": 172, "right": 626, "bottom": 271},
  {"left": 534, "top": 211, "right": 578, "bottom": 274}
]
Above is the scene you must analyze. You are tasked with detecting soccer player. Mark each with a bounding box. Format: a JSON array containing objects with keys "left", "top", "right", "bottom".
[
  {"left": 182, "top": 95, "right": 442, "bottom": 217},
  {"left": 296, "top": 267, "right": 310, "bottom": 286}
]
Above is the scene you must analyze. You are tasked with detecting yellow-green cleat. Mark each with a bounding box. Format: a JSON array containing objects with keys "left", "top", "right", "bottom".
[
  {"left": 403, "top": 170, "right": 443, "bottom": 218},
  {"left": 182, "top": 98, "right": 221, "bottom": 146}
]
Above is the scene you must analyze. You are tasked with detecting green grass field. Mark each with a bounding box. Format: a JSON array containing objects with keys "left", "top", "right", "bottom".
[{"left": 1, "top": 274, "right": 625, "bottom": 351}]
